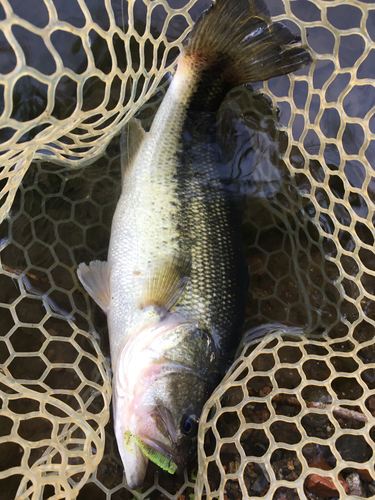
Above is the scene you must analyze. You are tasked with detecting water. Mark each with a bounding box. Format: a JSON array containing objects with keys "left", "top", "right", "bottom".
[{"left": 1, "top": 0, "right": 375, "bottom": 499}]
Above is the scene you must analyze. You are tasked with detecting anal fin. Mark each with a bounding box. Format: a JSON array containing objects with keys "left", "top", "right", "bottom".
[{"left": 77, "top": 260, "right": 111, "bottom": 314}]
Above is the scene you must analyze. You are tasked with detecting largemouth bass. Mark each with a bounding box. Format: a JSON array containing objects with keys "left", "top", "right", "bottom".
[{"left": 78, "top": 0, "right": 311, "bottom": 489}]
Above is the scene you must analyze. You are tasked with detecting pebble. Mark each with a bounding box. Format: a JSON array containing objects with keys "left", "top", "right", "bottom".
[{"left": 346, "top": 472, "right": 365, "bottom": 497}]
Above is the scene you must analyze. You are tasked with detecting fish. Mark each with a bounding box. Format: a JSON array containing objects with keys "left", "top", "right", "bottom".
[{"left": 77, "top": 0, "right": 311, "bottom": 489}]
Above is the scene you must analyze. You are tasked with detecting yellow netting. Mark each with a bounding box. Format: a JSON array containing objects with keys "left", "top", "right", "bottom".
[
  {"left": 0, "top": 0, "right": 205, "bottom": 222},
  {"left": 197, "top": 324, "right": 375, "bottom": 498},
  {"left": 0, "top": 0, "right": 375, "bottom": 499}
]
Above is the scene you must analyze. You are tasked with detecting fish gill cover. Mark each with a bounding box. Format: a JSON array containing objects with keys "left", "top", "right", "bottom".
[{"left": 0, "top": 0, "right": 374, "bottom": 500}]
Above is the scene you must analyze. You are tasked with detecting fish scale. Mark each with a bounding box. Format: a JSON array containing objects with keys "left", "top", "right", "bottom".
[{"left": 77, "top": 0, "right": 311, "bottom": 489}]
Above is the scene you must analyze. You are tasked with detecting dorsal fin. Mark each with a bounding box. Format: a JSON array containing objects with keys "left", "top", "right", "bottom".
[
  {"left": 139, "top": 253, "right": 191, "bottom": 312},
  {"left": 120, "top": 118, "right": 146, "bottom": 183}
]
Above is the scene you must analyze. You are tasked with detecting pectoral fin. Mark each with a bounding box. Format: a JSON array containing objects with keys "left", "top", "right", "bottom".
[
  {"left": 77, "top": 260, "right": 111, "bottom": 314},
  {"left": 139, "top": 253, "right": 191, "bottom": 312}
]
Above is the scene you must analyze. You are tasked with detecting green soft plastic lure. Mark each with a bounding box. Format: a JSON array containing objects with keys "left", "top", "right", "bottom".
[{"left": 124, "top": 430, "right": 178, "bottom": 474}]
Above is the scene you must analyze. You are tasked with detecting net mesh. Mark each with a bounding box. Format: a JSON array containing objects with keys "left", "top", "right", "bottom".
[
  {"left": 1, "top": 0, "right": 375, "bottom": 499},
  {"left": 196, "top": 324, "right": 375, "bottom": 499},
  {"left": 0, "top": 0, "right": 207, "bottom": 223}
]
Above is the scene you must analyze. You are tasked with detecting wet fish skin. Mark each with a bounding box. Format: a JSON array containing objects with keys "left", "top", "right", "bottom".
[{"left": 77, "top": 0, "right": 311, "bottom": 489}]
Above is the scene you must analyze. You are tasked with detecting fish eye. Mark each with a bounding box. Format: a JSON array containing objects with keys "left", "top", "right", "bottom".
[{"left": 182, "top": 414, "right": 199, "bottom": 436}]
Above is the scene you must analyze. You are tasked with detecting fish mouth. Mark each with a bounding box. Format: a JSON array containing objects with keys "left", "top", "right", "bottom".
[
  {"left": 133, "top": 406, "right": 185, "bottom": 474},
  {"left": 124, "top": 430, "right": 180, "bottom": 475},
  {"left": 138, "top": 434, "right": 185, "bottom": 473}
]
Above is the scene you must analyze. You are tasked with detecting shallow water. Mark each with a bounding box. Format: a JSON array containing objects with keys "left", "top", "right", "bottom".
[{"left": 1, "top": 0, "right": 375, "bottom": 499}]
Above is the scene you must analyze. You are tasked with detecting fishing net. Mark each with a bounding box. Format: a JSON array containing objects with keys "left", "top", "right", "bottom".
[
  {"left": 0, "top": 0, "right": 375, "bottom": 499},
  {"left": 0, "top": 0, "right": 208, "bottom": 224}
]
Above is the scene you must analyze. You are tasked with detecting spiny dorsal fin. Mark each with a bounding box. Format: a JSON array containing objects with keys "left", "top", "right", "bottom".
[
  {"left": 139, "top": 253, "right": 191, "bottom": 312},
  {"left": 120, "top": 118, "right": 146, "bottom": 183},
  {"left": 216, "top": 106, "right": 239, "bottom": 164},
  {"left": 77, "top": 260, "right": 111, "bottom": 314}
]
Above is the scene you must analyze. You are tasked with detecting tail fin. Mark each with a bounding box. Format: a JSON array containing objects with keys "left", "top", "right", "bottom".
[{"left": 183, "top": 0, "right": 311, "bottom": 84}]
